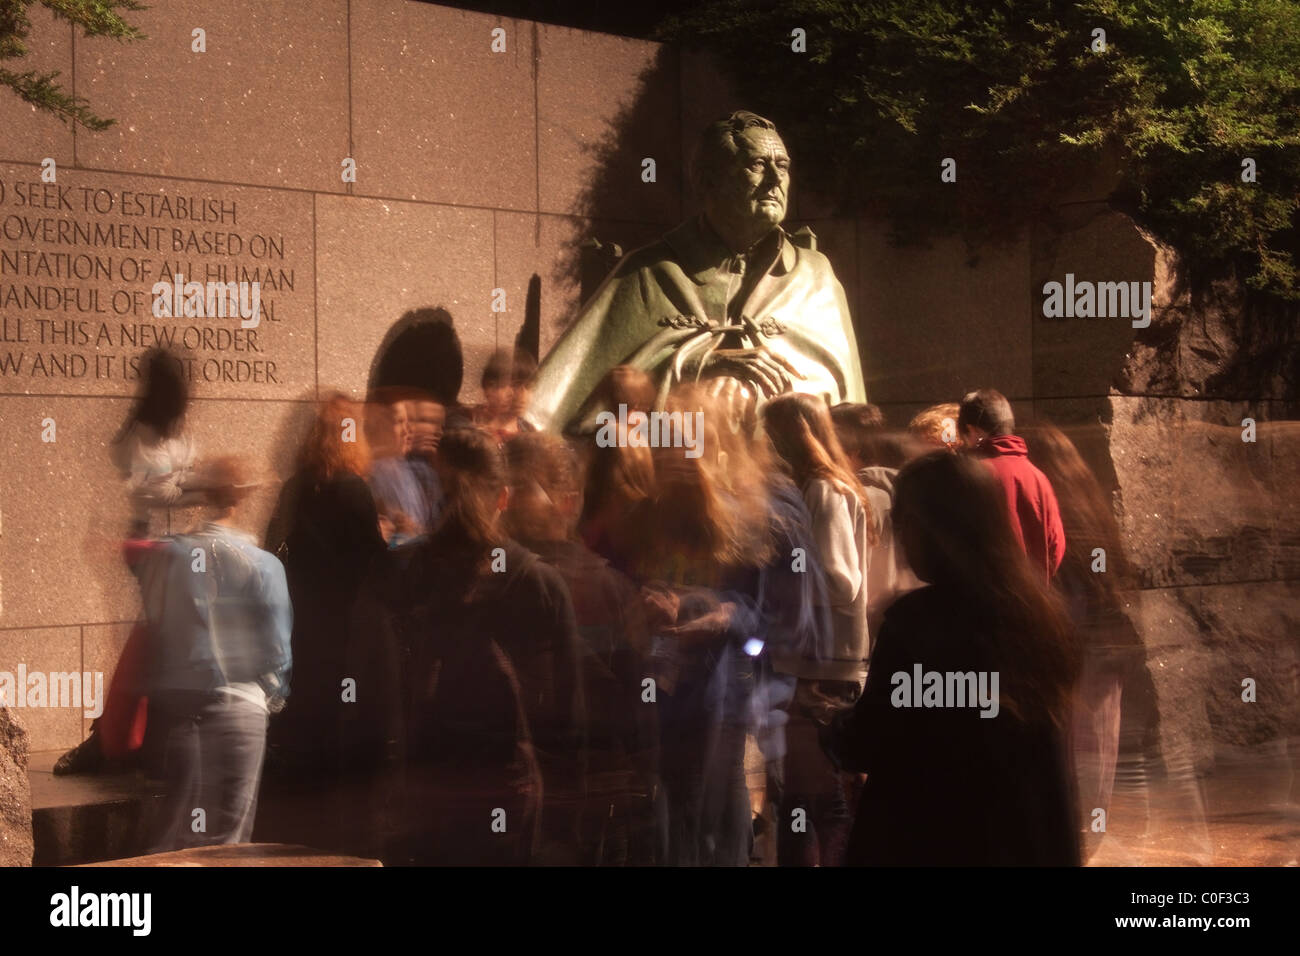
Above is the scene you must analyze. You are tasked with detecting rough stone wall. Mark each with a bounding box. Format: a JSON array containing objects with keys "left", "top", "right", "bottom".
[
  {"left": 1109, "top": 244, "right": 1299, "bottom": 775},
  {"left": 0, "top": 707, "right": 34, "bottom": 866}
]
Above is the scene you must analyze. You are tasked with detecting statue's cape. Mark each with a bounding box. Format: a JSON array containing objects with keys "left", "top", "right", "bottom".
[{"left": 527, "top": 215, "right": 867, "bottom": 433}]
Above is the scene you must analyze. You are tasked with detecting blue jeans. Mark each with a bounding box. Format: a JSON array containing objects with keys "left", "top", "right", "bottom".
[{"left": 143, "top": 691, "right": 268, "bottom": 853}]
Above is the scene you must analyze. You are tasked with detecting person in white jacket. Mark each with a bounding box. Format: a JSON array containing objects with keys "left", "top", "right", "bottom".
[
  {"left": 761, "top": 392, "right": 878, "bottom": 866},
  {"left": 764, "top": 393, "right": 879, "bottom": 685},
  {"left": 830, "top": 405, "right": 928, "bottom": 637},
  {"left": 111, "top": 348, "right": 204, "bottom": 537}
]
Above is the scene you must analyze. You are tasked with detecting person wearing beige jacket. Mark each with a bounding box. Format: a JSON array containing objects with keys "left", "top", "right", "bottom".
[{"left": 761, "top": 392, "right": 878, "bottom": 866}]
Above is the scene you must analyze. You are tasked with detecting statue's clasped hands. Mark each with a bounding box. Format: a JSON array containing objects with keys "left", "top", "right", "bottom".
[{"left": 702, "top": 346, "right": 805, "bottom": 428}]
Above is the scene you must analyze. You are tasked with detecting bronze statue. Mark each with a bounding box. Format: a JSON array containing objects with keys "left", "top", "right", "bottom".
[{"left": 526, "top": 110, "right": 867, "bottom": 433}]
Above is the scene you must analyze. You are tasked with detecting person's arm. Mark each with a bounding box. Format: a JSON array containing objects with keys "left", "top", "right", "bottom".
[
  {"left": 1043, "top": 480, "right": 1067, "bottom": 575},
  {"left": 806, "top": 481, "right": 863, "bottom": 608},
  {"left": 257, "top": 554, "right": 294, "bottom": 704},
  {"left": 121, "top": 431, "right": 205, "bottom": 510},
  {"left": 825, "top": 610, "right": 907, "bottom": 774},
  {"left": 531, "top": 568, "right": 587, "bottom": 797},
  {"left": 339, "top": 472, "right": 387, "bottom": 560}
]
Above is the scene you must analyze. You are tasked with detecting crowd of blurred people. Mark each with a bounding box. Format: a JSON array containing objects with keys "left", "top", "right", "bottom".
[{"left": 59, "top": 345, "right": 1164, "bottom": 866}]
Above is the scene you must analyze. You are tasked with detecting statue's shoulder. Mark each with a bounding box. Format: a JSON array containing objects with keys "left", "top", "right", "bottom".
[
  {"left": 786, "top": 224, "right": 819, "bottom": 251},
  {"left": 785, "top": 226, "right": 838, "bottom": 276},
  {"left": 609, "top": 236, "right": 677, "bottom": 278}
]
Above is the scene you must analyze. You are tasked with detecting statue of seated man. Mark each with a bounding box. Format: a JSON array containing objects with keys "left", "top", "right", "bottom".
[{"left": 526, "top": 109, "right": 867, "bottom": 434}]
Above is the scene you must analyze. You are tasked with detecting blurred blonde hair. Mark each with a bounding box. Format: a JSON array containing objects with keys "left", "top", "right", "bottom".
[
  {"left": 908, "top": 402, "right": 961, "bottom": 449},
  {"left": 664, "top": 384, "right": 774, "bottom": 569}
]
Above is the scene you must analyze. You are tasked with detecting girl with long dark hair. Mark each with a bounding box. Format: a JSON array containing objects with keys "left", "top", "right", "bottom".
[
  {"left": 1021, "top": 423, "right": 1161, "bottom": 859},
  {"left": 55, "top": 349, "right": 202, "bottom": 776},
  {"left": 828, "top": 451, "right": 1082, "bottom": 865},
  {"left": 112, "top": 347, "right": 203, "bottom": 536}
]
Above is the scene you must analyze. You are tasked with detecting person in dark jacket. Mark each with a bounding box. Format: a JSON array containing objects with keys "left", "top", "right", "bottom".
[
  {"left": 255, "top": 394, "right": 394, "bottom": 859},
  {"left": 263, "top": 393, "right": 387, "bottom": 772},
  {"left": 504, "top": 431, "right": 658, "bottom": 864},
  {"left": 393, "top": 428, "right": 585, "bottom": 865},
  {"left": 827, "top": 451, "right": 1082, "bottom": 866},
  {"left": 958, "top": 388, "right": 1066, "bottom": 578}
]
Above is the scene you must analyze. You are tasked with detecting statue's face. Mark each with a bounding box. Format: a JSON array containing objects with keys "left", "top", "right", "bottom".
[{"left": 707, "top": 127, "right": 791, "bottom": 230}]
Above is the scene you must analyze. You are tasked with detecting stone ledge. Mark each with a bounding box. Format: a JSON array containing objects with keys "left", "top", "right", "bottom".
[{"left": 77, "top": 842, "right": 381, "bottom": 867}]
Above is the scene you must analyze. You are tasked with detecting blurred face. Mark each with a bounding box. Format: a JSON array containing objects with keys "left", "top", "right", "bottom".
[
  {"left": 484, "top": 381, "right": 515, "bottom": 419},
  {"left": 704, "top": 127, "right": 790, "bottom": 233},
  {"left": 408, "top": 400, "right": 445, "bottom": 456},
  {"left": 506, "top": 474, "right": 562, "bottom": 542},
  {"left": 391, "top": 402, "right": 411, "bottom": 456},
  {"left": 511, "top": 379, "right": 532, "bottom": 418},
  {"left": 960, "top": 425, "right": 985, "bottom": 450}
]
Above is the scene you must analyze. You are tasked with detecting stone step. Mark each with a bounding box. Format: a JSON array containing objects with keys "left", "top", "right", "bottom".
[{"left": 28, "top": 749, "right": 164, "bottom": 867}]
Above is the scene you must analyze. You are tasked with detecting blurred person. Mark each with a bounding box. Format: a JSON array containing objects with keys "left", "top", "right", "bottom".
[
  {"left": 577, "top": 366, "right": 657, "bottom": 574},
  {"left": 762, "top": 393, "right": 877, "bottom": 866},
  {"left": 831, "top": 404, "right": 926, "bottom": 635},
  {"left": 473, "top": 348, "right": 538, "bottom": 445},
  {"left": 135, "top": 456, "right": 292, "bottom": 852},
  {"left": 826, "top": 451, "right": 1081, "bottom": 865},
  {"left": 504, "top": 432, "right": 658, "bottom": 864},
  {"left": 263, "top": 393, "right": 386, "bottom": 774},
  {"left": 394, "top": 428, "right": 585, "bottom": 865},
  {"left": 832, "top": 401, "right": 885, "bottom": 437},
  {"left": 1022, "top": 423, "right": 1162, "bottom": 857},
  {"left": 510, "top": 349, "right": 538, "bottom": 425},
  {"left": 704, "top": 393, "right": 836, "bottom": 867},
  {"left": 907, "top": 402, "right": 961, "bottom": 451},
  {"left": 619, "top": 385, "right": 772, "bottom": 866},
  {"left": 404, "top": 391, "right": 447, "bottom": 527},
  {"left": 112, "top": 347, "right": 204, "bottom": 536},
  {"left": 764, "top": 394, "right": 878, "bottom": 677},
  {"left": 365, "top": 389, "right": 431, "bottom": 546},
  {"left": 958, "top": 388, "right": 1066, "bottom": 578},
  {"left": 56, "top": 348, "right": 204, "bottom": 776},
  {"left": 832, "top": 403, "right": 924, "bottom": 473}
]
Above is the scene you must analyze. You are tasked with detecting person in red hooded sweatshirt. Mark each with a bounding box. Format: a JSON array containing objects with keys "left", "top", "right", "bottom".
[{"left": 957, "top": 389, "right": 1066, "bottom": 579}]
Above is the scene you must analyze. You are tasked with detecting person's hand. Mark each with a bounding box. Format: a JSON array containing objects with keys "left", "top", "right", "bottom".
[
  {"left": 706, "top": 376, "right": 756, "bottom": 434},
  {"left": 642, "top": 585, "right": 680, "bottom": 631},
  {"left": 703, "top": 347, "right": 804, "bottom": 399},
  {"left": 665, "top": 601, "right": 737, "bottom": 646}
]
